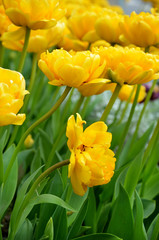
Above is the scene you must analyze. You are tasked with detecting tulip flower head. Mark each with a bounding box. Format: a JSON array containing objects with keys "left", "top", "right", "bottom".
[
  {"left": 120, "top": 11, "right": 159, "bottom": 47},
  {"left": 38, "top": 49, "right": 111, "bottom": 96},
  {"left": 93, "top": 46, "right": 159, "bottom": 85},
  {"left": 66, "top": 113, "right": 116, "bottom": 196},
  {"left": 0, "top": 67, "right": 28, "bottom": 126},
  {"left": 2, "top": 0, "right": 65, "bottom": 30},
  {"left": 0, "top": 3, "right": 11, "bottom": 37}
]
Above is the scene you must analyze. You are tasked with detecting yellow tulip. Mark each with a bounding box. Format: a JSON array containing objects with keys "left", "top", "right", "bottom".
[
  {"left": 68, "top": 10, "right": 100, "bottom": 43},
  {"left": 1, "top": 22, "right": 65, "bottom": 53},
  {"left": 120, "top": 11, "right": 159, "bottom": 47},
  {"left": 57, "top": 21, "right": 89, "bottom": 51},
  {"left": 2, "top": 0, "right": 65, "bottom": 30},
  {"left": 38, "top": 49, "right": 111, "bottom": 96},
  {"left": 0, "top": 67, "right": 28, "bottom": 126},
  {"left": 95, "top": 12, "right": 123, "bottom": 44},
  {"left": 93, "top": 46, "right": 159, "bottom": 85},
  {"left": 66, "top": 113, "right": 116, "bottom": 196},
  {"left": 0, "top": 4, "right": 11, "bottom": 37}
]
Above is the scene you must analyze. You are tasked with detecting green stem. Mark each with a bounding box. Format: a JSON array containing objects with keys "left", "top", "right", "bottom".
[
  {"left": 80, "top": 97, "right": 91, "bottom": 118},
  {"left": 45, "top": 92, "right": 84, "bottom": 169},
  {"left": 18, "top": 27, "right": 31, "bottom": 72},
  {"left": 73, "top": 94, "right": 85, "bottom": 115},
  {"left": 118, "top": 85, "right": 136, "bottom": 125},
  {"left": 11, "top": 159, "right": 70, "bottom": 239},
  {"left": 113, "top": 101, "right": 122, "bottom": 123},
  {"left": 131, "top": 80, "right": 157, "bottom": 142},
  {"left": 4, "top": 86, "right": 71, "bottom": 183},
  {"left": 8, "top": 53, "right": 38, "bottom": 147},
  {"left": 0, "top": 41, "right": 4, "bottom": 67},
  {"left": 100, "top": 84, "right": 122, "bottom": 122},
  {"left": 116, "top": 84, "right": 141, "bottom": 159},
  {"left": 22, "top": 53, "right": 38, "bottom": 112}
]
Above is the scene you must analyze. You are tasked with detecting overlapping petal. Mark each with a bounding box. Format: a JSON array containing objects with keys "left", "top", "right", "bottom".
[
  {"left": 2, "top": 0, "right": 65, "bottom": 30},
  {"left": 66, "top": 114, "right": 116, "bottom": 196},
  {"left": 0, "top": 67, "right": 27, "bottom": 126}
]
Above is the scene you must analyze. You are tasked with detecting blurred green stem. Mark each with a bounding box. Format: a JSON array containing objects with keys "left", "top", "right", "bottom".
[
  {"left": 73, "top": 94, "right": 85, "bottom": 114},
  {"left": 116, "top": 84, "right": 141, "bottom": 158},
  {"left": 9, "top": 159, "right": 70, "bottom": 240},
  {"left": 22, "top": 53, "right": 38, "bottom": 111},
  {"left": 45, "top": 92, "right": 84, "bottom": 169},
  {"left": 100, "top": 84, "right": 122, "bottom": 122},
  {"left": 0, "top": 42, "right": 4, "bottom": 67},
  {"left": 18, "top": 27, "right": 31, "bottom": 72},
  {"left": 118, "top": 85, "right": 136, "bottom": 124},
  {"left": 113, "top": 101, "right": 122, "bottom": 123},
  {"left": 80, "top": 96, "right": 91, "bottom": 118},
  {"left": 8, "top": 53, "right": 38, "bottom": 147},
  {"left": 131, "top": 80, "right": 157, "bottom": 142},
  {"left": 4, "top": 86, "right": 71, "bottom": 183}
]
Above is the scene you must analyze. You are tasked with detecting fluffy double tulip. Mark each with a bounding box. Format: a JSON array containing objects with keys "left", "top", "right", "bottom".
[
  {"left": 95, "top": 12, "right": 123, "bottom": 44},
  {"left": 38, "top": 49, "right": 111, "bottom": 96},
  {"left": 0, "top": 67, "right": 28, "bottom": 126},
  {"left": 1, "top": 22, "right": 65, "bottom": 53},
  {"left": 2, "top": 0, "right": 65, "bottom": 30},
  {"left": 120, "top": 11, "right": 159, "bottom": 47},
  {"left": 66, "top": 113, "right": 116, "bottom": 196},
  {"left": 0, "top": 3, "right": 11, "bottom": 37},
  {"left": 68, "top": 10, "right": 101, "bottom": 43},
  {"left": 93, "top": 46, "right": 159, "bottom": 85}
]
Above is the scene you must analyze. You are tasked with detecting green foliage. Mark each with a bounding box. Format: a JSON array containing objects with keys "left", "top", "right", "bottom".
[
  {"left": 0, "top": 145, "right": 18, "bottom": 220},
  {"left": 107, "top": 185, "right": 134, "bottom": 240}
]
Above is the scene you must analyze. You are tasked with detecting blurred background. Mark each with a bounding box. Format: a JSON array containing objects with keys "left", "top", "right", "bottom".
[{"left": 109, "top": 0, "right": 152, "bottom": 14}]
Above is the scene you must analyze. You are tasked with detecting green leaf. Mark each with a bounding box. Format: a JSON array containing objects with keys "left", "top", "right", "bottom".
[
  {"left": 132, "top": 191, "right": 147, "bottom": 240},
  {"left": 117, "top": 124, "right": 154, "bottom": 169},
  {"left": 38, "top": 128, "right": 52, "bottom": 162},
  {"left": 127, "top": 124, "right": 154, "bottom": 162},
  {"left": 143, "top": 171, "right": 159, "bottom": 199},
  {"left": 16, "top": 194, "right": 75, "bottom": 236},
  {"left": 67, "top": 188, "right": 88, "bottom": 227},
  {"left": 0, "top": 145, "right": 18, "bottom": 219},
  {"left": 52, "top": 201, "right": 68, "bottom": 240},
  {"left": 147, "top": 214, "right": 159, "bottom": 240},
  {"left": 67, "top": 199, "right": 88, "bottom": 240},
  {"left": 107, "top": 185, "right": 133, "bottom": 240},
  {"left": 9, "top": 166, "right": 43, "bottom": 234},
  {"left": 50, "top": 184, "right": 69, "bottom": 240},
  {"left": 97, "top": 203, "right": 111, "bottom": 233},
  {"left": 72, "top": 233, "right": 122, "bottom": 240},
  {"left": 35, "top": 170, "right": 64, "bottom": 239},
  {"left": 84, "top": 188, "right": 97, "bottom": 234},
  {"left": 0, "top": 130, "right": 8, "bottom": 153},
  {"left": 142, "top": 139, "right": 159, "bottom": 184},
  {"left": 15, "top": 219, "right": 33, "bottom": 240},
  {"left": 30, "top": 148, "right": 42, "bottom": 176},
  {"left": 142, "top": 199, "right": 156, "bottom": 219},
  {"left": 124, "top": 152, "right": 143, "bottom": 198},
  {"left": 40, "top": 218, "right": 54, "bottom": 240},
  {"left": 110, "top": 123, "right": 126, "bottom": 149}
]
